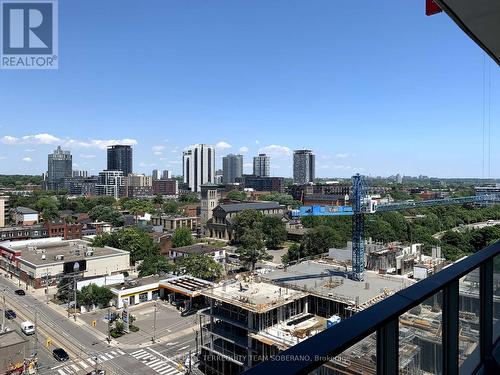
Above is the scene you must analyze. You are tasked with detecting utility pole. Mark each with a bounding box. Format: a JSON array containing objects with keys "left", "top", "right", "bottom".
[
  {"left": 107, "top": 307, "right": 111, "bottom": 343},
  {"left": 1, "top": 291, "right": 6, "bottom": 333},
  {"left": 73, "top": 275, "right": 77, "bottom": 322},
  {"left": 152, "top": 301, "right": 157, "bottom": 343},
  {"left": 67, "top": 276, "right": 71, "bottom": 318},
  {"left": 33, "top": 309, "right": 38, "bottom": 356}
]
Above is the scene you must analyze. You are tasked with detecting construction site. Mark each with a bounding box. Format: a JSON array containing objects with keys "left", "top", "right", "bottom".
[{"left": 197, "top": 253, "right": 498, "bottom": 375}]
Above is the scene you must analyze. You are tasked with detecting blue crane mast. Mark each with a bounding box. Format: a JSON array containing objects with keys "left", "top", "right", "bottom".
[{"left": 294, "top": 174, "right": 499, "bottom": 282}]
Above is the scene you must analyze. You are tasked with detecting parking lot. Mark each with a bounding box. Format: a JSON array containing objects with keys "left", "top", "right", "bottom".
[{"left": 79, "top": 300, "right": 199, "bottom": 345}]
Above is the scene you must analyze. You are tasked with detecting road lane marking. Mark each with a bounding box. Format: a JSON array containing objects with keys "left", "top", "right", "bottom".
[
  {"left": 79, "top": 360, "right": 89, "bottom": 369},
  {"left": 104, "top": 353, "right": 114, "bottom": 359},
  {"left": 110, "top": 351, "right": 118, "bottom": 356},
  {"left": 70, "top": 364, "right": 80, "bottom": 371},
  {"left": 57, "top": 369, "right": 67, "bottom": 375},
  {"left": 117, "top": 349, "right": 125, "bottom": 355}
]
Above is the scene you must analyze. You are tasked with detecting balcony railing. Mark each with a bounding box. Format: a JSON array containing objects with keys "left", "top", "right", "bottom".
[{"left": 243, "top": 241, "right": 500, "bottom": 375}]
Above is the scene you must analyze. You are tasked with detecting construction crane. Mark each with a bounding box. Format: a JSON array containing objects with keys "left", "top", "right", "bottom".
[{"left": 293, "top": 174, "right": 500, "bottom": 282}]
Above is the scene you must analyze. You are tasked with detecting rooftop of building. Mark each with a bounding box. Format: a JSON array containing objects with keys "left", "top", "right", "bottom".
[
  {"left": 172, "top": 244, "right": 222, "bottom": 255},
  {"left": 3, "top": 238, "right": 128, "bottom": 266},
  {"left": 263, "top": 261, "right": 415, "bottom": 309},
  {"left": 202, "top": 279, "right": 308, "bottom": 313},
  {"left": 0, "top": 330, "right": 27, "bottom": 349},
  {"left": 217, "top": 201, "right": 283, "bottom": 213},
  {"left": 160, "top": 275, "right": 213, "bottom": 297},
  {"left": 151, "top": 213, "right": 198, "bottom": 219},
  {"left": 12, "top": 206, "right": 38, "bottom": 214}
]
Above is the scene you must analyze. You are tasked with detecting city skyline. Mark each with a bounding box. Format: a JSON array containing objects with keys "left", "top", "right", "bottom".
[{"left": 0, "top": 1, "right": 499, "bottom": 178}]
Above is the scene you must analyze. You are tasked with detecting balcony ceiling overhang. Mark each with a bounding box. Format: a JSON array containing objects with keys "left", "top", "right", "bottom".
[{"left": 435, "top": 0, "right": 500, "bottom": 65}]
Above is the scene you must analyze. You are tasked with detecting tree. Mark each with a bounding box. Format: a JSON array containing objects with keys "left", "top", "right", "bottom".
[
  {"left": 92, "top": 227, "right": 158, "bottom": 263},
  {"left": 163, "top": 201, "right": 181, "bottom": 214},
  {"left": 35, "top": 196, "right": 59, "bottom": 221},
  {"left": 153, "top": 194, "right": 164, "bottom": 205},
  {"left": 233, "top": 209, "right": 264, "bottom": 243},
  {"left": 301, "top": 225, "right": 340, "bottom": 256},
  {"left": 138, "top": 254, "right": 174, "bottom": 277},
  {"left": 226, "top": 191, "right": 247, "bottom": 202},
  {"left": 260, "top": 193, "right": 300, "bottom": 207},
  {"left": 175, "top": 254, "right": 223, "bottom": 281},
  {"left": 282, "top": 242, "right": 301, "bottom": 264},
  {"left": 76, "top": 284, "right": 114, "bottom": 308},
  {"left": 172, "top": 227, "right": 195, "bottom": 248},
  {"left": 262, "top": 216, "right": 287, "bottom": 249},
  {"left": 88, "top": 205, "right": 124, "bottom": 227},
  {"left": 236, "top": 228, "right": 270, "bottom": 271},
  {"left": 123, "top": 199, "right": 155, "bottom": 223},
  {"left": 179, "top": 194, "right": 200, "bottom": 203}
]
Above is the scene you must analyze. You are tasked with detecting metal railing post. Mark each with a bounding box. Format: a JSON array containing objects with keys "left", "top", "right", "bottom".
[
  {"left": 443, "top": 280, "right": 459, "bottom": 374},
  {"left": 480, "top": 259, "right": 493, "bottom": 362},
  {"left": 377, "top": 319, "right": 399, "bottom": 374}
]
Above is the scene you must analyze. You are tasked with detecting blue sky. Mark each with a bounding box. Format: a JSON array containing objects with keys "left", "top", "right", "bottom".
[{"left": 0, "top": 0, "right": 498, "bottom": 178}]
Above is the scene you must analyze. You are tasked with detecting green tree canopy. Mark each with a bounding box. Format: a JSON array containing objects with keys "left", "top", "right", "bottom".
[
  {"left": 226, "top": 191, "right": 247, "bottom": 202},
  {"left": 175, "top": 254, "right": 223, "bottom": 281},
  {"left": 35, "top": 196, "right": 59, "bottom": 221},
  {"left": 236, "top": 228, "right": 271, "bottom": 270},
  {"left": 92, "top": 227, "right": 158, "bottom": 263},
  {"left": 172, "top": 227, "right": 195, "bottom": 248},
  {"left": 301, "top": 225, "right": 340, "bottom": 256},
  {"left": 138, "top": 254, "right": 174, "bottom": 277},
  {"left": 262, "top": 216, "right": 287, "bottom": 249},
  {"left": 259, "top": 193, "right": 300, "bottom": 207},
  {"left": 88, "top": 205, "right": 124, "bottom": 227},
  {"left": 76, "top": 284, "right": 114, "bottom": 308}
]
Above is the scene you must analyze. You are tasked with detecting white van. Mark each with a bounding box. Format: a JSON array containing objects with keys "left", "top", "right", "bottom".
[{"left": 21, "top": 321, "right": 35, "bottom": 335}]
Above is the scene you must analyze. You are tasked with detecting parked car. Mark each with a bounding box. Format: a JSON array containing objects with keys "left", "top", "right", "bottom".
[
  {"left": 53, "top": 348, "right": 70, "bottom": 362},
  {"left": 14, "top": 289, "right": 26, "bottom": 296},
  {"left": 85, "top": 371, "right": 106, "bottom": 375},
  {"left": 5, "top": 309, "right": 16, "bottom": 319}
]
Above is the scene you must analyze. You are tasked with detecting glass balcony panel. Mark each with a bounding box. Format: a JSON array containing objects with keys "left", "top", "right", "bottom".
[
  {"left": 307, "top": 333, "right": 377, "bottom": 375},
  {"left": 458, "top": 268, "right": 480, "bottom": 373},
  {"left": 494, "top": 254, "right": 500, "bottom": 344},
  {"left": 399, "top": 291, "right": 442, "bottom": 375}
]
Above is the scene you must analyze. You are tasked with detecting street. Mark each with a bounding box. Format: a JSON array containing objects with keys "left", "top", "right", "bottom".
[{"left": 0, "top": 275, "right": 201, "bottom": 375}]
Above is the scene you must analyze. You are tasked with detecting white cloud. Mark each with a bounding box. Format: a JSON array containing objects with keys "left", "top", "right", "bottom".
[
  {"left": 1, "top": 133, "right": 138, "bottom": 150},
  {"left": 258, "top": 144, "right": 291, "bottom": 157},
  {"left": 0, "top": 156, "right": 6, "bottom": 160},
  {"left": 79, "top": 154, "right": 96, "bottom": 159},
  {"left": 139, "top": 162, "right": 157, "bottom": 167},
  {"left": 24, "top": 149, "right": 36, "bottom": 152},
  {"left": 22, "top": 157, "right": 32, "bottom": 162},
  {"left": 66, "top": 138, "right": 138, "bottom": 150},
  {"left": 243, "top": 163, "right": 253, "bottom": 168},
  {"left": 1, "top": 136, "right": 19, "bottom": 144},
  {"left": 255, "top": 140, "right": 260, "bottom": 144},
  {"left": 152, "top": 145, "right": 165, "bottom": 153},
  {"left": 215, "top": 141, "right": 232, "bottom": 150},
  {"left": 336, "top": 153, "right": 349, "bottom": 159},
  {"left": 153, "top": 151, "right": 163, "bottom": 156},
  {"left": 239, "top": 146, "right": 249, "bottom": 153},
  {"left": 22, "top": 133, "right": 60, "bottom": 144}
]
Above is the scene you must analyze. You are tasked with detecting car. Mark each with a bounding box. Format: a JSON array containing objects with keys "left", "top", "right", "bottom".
[
  {"left": 53, "top": 348, "right": 70, "bottom": 362},
  {"left": 5, "top": 309, "right": 16, "bottom": 319},
  {"left": 85, "top": 371, "right": 106, "bottom": 375},
  {"left": 14, "top": 289, "right": 26, "bottom": 296}
]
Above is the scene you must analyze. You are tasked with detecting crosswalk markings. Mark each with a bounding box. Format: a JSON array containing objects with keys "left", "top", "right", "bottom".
[
  {"left": 51, "top": 349, "right": 127, "bottom": 374},
  {"left": 130, "top": 348, "right": 183, "bottom": 375},
  {"left": 70, "top": 364, "right": 80, "bottom": 371}
]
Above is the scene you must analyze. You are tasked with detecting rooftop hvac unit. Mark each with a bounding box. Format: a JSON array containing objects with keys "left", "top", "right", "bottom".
[
  {"left": 85, "top": 249, "right": 94, "bottom": 256},
  {"left": 54, "top": 254, "right": 64, "bottom": 261},
  {"left": 41, "top": 254, "right": 46, "bottom": 260}
]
